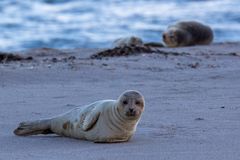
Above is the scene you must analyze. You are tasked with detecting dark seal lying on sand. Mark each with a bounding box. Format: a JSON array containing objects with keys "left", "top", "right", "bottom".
[{"left": 162, "top": 21, "right": 214, "bottom": 47}]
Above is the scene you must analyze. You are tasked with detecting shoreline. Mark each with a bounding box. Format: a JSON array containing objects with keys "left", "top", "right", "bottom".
[
  {"left": 0, "top": 42, "right": 240, "bottom": 160},
  {"left": 0, "top": 42, "right": 240, "bottom": 64}
]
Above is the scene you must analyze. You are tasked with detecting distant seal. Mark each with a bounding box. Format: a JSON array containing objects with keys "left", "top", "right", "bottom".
[
  {"left": 113, "top": 36, "right": 144, "bottom": 47},
  {"left": 162, "top": 21, "right": 214, "bottom": 47},
  {"left": 113, "top": 36, "right": 164, "bottom": 48},
  {"left": 14, "top": 90, "right": 145, "bottom": 143},
  {"left": 90, "top": 36, "right": 165, "bottom": 58}
]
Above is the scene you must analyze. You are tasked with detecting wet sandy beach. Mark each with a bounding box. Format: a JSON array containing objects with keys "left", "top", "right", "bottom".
[{"left": 0, "top": 42, "right": 240, "bottom": 160}]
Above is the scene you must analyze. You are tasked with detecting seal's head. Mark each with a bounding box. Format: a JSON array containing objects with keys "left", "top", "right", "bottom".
[
  {"left": 117, "top": 90, "right": 145, "bottom": 120},
  {"left": 162, "top": 28, "right": 191, "bottom": 47},
  {"left": 129, "top": 36, "right": 143, "bottom": 46}
]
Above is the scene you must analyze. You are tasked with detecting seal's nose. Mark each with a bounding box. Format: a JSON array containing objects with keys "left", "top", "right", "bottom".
[
  {"left": 162, "top": 33, "right": 166, "bottom": 40},
  {"left": 129, "top": 108, "right": 136, "bottom": 115},
  {"left": 129, "top": 108, "right": 134, "bottom": 113},
  {"left": 126, "top": 108, "right": 136, "bottom": 117}
]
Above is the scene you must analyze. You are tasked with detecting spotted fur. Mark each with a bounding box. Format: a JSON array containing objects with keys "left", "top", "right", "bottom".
[{"left": 14, "top": 90, "right": 145, "bottom": 143}]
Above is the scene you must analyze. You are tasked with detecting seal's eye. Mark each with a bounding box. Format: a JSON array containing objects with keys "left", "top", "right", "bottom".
[
  {"left": 135, "top": 101, "right": 140, "bottom": 105},
  {"left": 123, "top": 100, "right": 128, "bottom": 105}
]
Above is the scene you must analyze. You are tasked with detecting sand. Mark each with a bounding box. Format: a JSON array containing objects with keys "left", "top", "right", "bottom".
[{"left": 0, "top": 42, "right": 240, "bottom": 160}]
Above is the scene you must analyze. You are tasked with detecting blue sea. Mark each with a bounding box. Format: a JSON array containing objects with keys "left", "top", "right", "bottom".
[{"left": 0, "top": 0, "right": 239, "bottom": 51}]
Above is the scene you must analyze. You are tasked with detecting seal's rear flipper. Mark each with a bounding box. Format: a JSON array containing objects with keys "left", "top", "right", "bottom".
[{"left": 14, "top": 119, "right": 53, "bottom": 136}]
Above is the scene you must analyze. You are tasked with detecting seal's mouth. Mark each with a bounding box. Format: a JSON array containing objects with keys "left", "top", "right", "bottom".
[
  {"left": 126, "top": 111, "right": 136, "bottom": 117},
  {"left": 125, "top": 109, "right": 139, "bottom": 118}
]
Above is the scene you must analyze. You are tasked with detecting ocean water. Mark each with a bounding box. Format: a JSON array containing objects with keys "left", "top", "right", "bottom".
[{"left": 0, "top": 0, "right": 239, "bottom": 51}]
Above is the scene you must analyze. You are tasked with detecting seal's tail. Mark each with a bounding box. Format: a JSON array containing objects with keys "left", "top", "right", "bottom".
[{"left": 14, "top": 119, "right": 53, "bottom": 136}]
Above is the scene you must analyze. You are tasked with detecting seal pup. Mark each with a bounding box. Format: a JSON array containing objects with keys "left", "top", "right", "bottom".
[
  {"left": 162, "top": 21, "right": 214, "bottom": 47},
  {"left": 113, "top": 36, "right": 164, "bottom": 48},
  {"left": 14, "top": 90, "right": 145, "bottom": 143}
]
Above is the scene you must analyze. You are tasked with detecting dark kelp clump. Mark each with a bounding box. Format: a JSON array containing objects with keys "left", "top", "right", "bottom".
[
  {"left": 0, "top": 52, "right": 33, "bottom": 63},
  {"left": 90, "top": 45, "right": 188, "bottom": 59}
]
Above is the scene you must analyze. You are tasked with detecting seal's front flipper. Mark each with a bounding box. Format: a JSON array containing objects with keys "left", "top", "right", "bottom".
[
  {"left": 14, "top": 119, "right": 53, "bottom": 136},
  {"left": 82, "top": 109, "right": 100, "bottom": 131}
]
